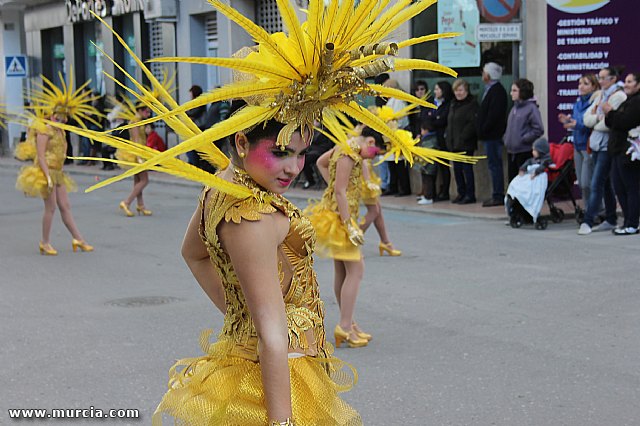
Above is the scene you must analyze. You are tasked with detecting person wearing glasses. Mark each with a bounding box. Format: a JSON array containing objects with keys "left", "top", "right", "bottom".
[{"left": 578, "top": 67, "right": 627, "bottom": 235}]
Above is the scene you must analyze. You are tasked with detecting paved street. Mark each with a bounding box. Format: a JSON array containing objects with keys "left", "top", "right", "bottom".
[{"left": 1, "top": 165, "right": 639, "bottom": 426}]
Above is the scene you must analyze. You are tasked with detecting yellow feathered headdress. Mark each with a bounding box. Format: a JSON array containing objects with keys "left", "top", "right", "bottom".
[
  {"left": 50, "top": 1, "right": 478, "bottom": 197},
  {"left": 28, "top": 68, "right": 102, "bottom": 129}
]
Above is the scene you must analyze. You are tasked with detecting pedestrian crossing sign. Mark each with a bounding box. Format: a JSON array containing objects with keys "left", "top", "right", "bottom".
[{"left": 5, "top": 55, "right": 27, "bottom": 77}]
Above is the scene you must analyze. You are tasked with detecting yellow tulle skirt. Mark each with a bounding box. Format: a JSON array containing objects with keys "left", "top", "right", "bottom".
[
  {"left": 14, "top": 141, "right": 36, "bottom": 162},
  {"left": 16, "top": 166, "right": 77, "bottom": 198},
  {"left": 153, "top": 335, "right": 362, "bottom": 426},
  {"left": 305, "top": 202, "right": 361, "bottom": 261},
  {"left": 115, "top": 149, "right": 142, "bottom": 169}
]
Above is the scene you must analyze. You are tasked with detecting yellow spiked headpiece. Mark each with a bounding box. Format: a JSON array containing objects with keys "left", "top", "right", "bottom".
[{"left": 28, "top": 68, "right": 101, "bottom": 129}]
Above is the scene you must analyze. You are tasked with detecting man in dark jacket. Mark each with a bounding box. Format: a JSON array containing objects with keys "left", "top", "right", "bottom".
[{"left": 477, "top": 62, "right": 508, "bottom": 207}]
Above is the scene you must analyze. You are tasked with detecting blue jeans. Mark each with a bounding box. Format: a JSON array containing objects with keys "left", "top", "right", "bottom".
[
  {"left": 482, "top": 139, "right": 504, "bottom": 199},
  {"left": 583, "top": 150, "right": 617, "bottom": 227},
  {"left": 376, "top": 161, "right": 390, "bottom": 191}
]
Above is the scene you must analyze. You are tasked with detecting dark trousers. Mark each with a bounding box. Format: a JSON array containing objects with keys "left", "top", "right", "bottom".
[
  {"left": 611, "top": 153, "right": 640, "bottom": 229},
  {"left": 453, "top": 150, "right": 475, "bottom": 199},
  {"left": 388, "top": 160, "right": 411, "bottom": 194},
  {"left": 507, "top": 151, "right": 533, "bottom": 181},
  {"left": 303, "top": 150, "right": 323, "bottom": 183},
  {"left": 436, "top": 161, "right": 451, "bottom": 197},
  {"left": 482, "top": 139, "right": 505, "bottom": 199},
  {"left": 421, "top": 174, "right": 435, "bottom": 199}
]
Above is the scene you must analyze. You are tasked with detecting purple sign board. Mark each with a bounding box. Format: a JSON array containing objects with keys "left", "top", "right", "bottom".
[{"left": 546, "top": 1, "right": 640, "bottom": 143}]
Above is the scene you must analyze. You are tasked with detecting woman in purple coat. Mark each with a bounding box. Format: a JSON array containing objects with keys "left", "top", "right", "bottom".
[{"left": 504, "top": 79, "right": 545, "bottom": 180}]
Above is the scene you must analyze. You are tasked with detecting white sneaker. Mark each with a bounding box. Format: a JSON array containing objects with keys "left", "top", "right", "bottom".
[
  {"left": 418, "top": 197, "right": 433, "bottom": 205},
  {"left": 593, "top": 221, "right": 616, "bottom": 232},
  {"left": 577, "top": 223, "right": 592, "bottom": 235}
]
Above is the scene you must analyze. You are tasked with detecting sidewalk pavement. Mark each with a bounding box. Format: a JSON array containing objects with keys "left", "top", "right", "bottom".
[{"left": 2, "top": 156, "right": 580, "bottom": 221}]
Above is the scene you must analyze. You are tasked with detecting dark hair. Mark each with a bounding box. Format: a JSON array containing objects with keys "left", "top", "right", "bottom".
[
  {"left": 374, "top": 73, "right": 390, "bottom": 85},
  {"left": 435, "top": 80, "right": 453, "bottom": 102},
  {"left": 627, "top": 72, "right": 640, "bottom": 84},
  {"left": 361, "top": 126, "right": 385, "bottom": 149},
  {"left": 189, "top": 85, "right": 203, "bottom": 98},
  {"left": 514, "top": 78, "right": 535, "bottom": 100},
  {"left": 228, "top": 99, "right": 288, "bottom": 145},
  {"left": 414, "top": 80, "right": 428, "bottom": 91}
]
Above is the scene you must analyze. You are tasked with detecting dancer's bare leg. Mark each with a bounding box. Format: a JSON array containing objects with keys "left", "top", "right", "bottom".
[
  {"left": 333, "top": 259, "right": 346, "bottom": 306},
  {"left": 135, "top": 171, "right": 149, "bottom": 207},
  {"left": 42, "top": 188, "right": 57, "bottom": 244},
  {"left": 123, "top": 172, "right": 149, "bottom": 206},
  {"left": 361, "top": 203, "right": 378, "bottom": 233},
  {"left": 372, "top": 202, "right": 391, "bottom": 244},
  {"left": 55, "top": 185, "right": 84, "bottom": 241},
  {"left": 338, "top": 258, "right": 364, "bottom": 332}
]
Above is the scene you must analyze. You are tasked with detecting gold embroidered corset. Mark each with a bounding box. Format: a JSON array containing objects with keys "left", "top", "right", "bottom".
[
  {"left": 199, "top": 169, "right": 329, "bottom": 361},
  {"left": 320, "top": 147, "right": 362, "bottom": 220},
  {"left": 36, "top": 127, "right": 66, "bottom": 170}
]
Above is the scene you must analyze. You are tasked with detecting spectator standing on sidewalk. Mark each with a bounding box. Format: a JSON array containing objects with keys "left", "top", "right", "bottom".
[
  {"left": 145, "top": 123, "right": 166, "bottom": 152},
  {"left": 603, "top": 72, "right": 640, "bottom": 235},
  {"left": 185, "top": 85, "right": 207, "bottom": 166},
  {"left": 578, "top": 67, "right": 626, "bottom": 235},
  {"left": 504, "top": 78, "right": 544, "bottom": 181},
  {"left": 428, "top": 81, "right": 454, "bottom": 201},
  {"left": 558, "top": 73, "right": 599, "bottom": 206},
  {"left": 477, "top": 62, "right": 508, "bottom": 207},
  {"left": 381, "top": 79, "right": 411, "bottom": 197},
  {"left": 446, "top": 78, "right": 479, "bottom": 204}
]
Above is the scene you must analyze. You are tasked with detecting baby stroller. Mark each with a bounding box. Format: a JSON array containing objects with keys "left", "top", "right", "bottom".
[
  {"left": 545, "top": 138, "right": 585, "bottom": 224},
  {"left": 506, "top": 138, "right": 584, "bottom": 230},
  {"left": 506, "top": 174, "right": 549, "bottom": 230}
]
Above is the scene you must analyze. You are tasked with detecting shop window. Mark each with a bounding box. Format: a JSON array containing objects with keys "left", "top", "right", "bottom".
[
  {"left": 41, "top": 27, "right": 64, "bottom": 83},
  {"left": 411, "top": 4, "right": 515, "bottom": 98},
  {"left": 205, "top": 13, "right": 219, "bottom": 91}
]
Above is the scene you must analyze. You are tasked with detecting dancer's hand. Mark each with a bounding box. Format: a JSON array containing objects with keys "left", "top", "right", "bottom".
[
  {"left": 343, "top": 218, "right": 364, "bottom": 246},
  {"left": 46, "top": 175, "right": 53, "bottom": 191}
]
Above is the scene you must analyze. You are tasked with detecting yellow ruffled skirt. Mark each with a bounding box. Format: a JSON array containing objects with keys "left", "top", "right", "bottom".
[
  {"left": 115, "top": 149, "right": 142, "bottom": 169},
  {"left": 153, "top": 335, "right": 362, "bottom": 426},
  {"left": 16, "top": 166, "right": 77, "bottom": 198},
  {"left": 14, "top": 141, "right": 36, "bottom": 162},
  {"left": 305, "top": 202, "right": 361, "bottom": 261}
]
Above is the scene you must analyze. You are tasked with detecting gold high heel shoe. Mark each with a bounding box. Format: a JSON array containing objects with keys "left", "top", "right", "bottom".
[
  {"left": 334, "top": 325, "right": 368, "bottom": 348},
  {"left": 136, "top": 205, "right": 152, "bottom": 216},
  {"left": 39, "top": 242, "right": 58, "bottom": 256},
  {"left": 379, "top": 242, "right": 402, "bottom": 256},
  {"left": 119, "top": 201, "right": 134, "bottom": 217},
  {"left": 352, "top": 322, "right": 372, "bottom": 341},
  {"left": 72, "top": 239, "right": 94, "bottom": 253}
]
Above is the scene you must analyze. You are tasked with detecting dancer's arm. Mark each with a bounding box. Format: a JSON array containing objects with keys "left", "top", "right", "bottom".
[
  {"left": 220, "top": 211, "right": 292, "bottom": 423},
  {"left": 181, "top": 203, "right": 226, "bottom": 314},
  {"left": 35, "top": 132, "right": 51, "bottom": 188},
  {"left": 334, "top": 155, "right": 355, "bottom": 223},
  {"left": 316, "top": 147, "right": 334, "bottom": 184}
]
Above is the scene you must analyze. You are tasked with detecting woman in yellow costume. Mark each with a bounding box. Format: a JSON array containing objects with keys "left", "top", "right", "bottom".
[
  {"left": 112, "top": 97, "right": 154, "bottom": 217},
  {"left": 15, "top": 71, "right": 98, "bottom": 255},
  {"left": 53, "top": 0, "right": 481, "bottom": 423},
  {"left": 308, "top": 126, "right": 385, "bottom": 348}
]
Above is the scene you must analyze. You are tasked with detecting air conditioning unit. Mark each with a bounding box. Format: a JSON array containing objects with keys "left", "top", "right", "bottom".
[{"left": 144, "top": 0, "right": 176, "bottom": 20}]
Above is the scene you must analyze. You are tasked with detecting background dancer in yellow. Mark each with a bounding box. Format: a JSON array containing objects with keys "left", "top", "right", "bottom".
[
  {"left": 15, "top": 71, "right": 99, "bottom": 255},
  {"left": 309, "top": 126, "right": 386, "bottom": 348}
]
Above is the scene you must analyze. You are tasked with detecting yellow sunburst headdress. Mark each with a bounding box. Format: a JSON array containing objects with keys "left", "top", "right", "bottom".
[
  {"left": 28, "top": 68, "right": 102, "bottom": 129},
  {"left": 50, "top": 1, "right": 479, "bottom": 197}
]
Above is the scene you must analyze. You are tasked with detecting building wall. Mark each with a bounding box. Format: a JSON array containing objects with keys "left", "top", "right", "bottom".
[{"left": 0, "top": 8, "right": 27, "bottom": 152}]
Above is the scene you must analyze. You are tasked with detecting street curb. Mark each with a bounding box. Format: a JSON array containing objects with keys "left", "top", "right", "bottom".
[{"left": 1, "top": 157, "right": 510, "bottom": 220}]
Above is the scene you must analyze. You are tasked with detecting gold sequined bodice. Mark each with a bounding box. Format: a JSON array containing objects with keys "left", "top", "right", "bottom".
[
  {"left": 199, "top": 169, "right": 329, "bottom": 361},
  {"left": 37, "top": 127, "right": 66, "bottom": 170},
  {"left": 320, "top": 147, "right": 362, "bottom": 220}
]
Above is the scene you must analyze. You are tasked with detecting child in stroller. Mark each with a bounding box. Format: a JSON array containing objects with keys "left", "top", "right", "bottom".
[{"left": 506, "top": 138, "right": 552, "bottom": 229}]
